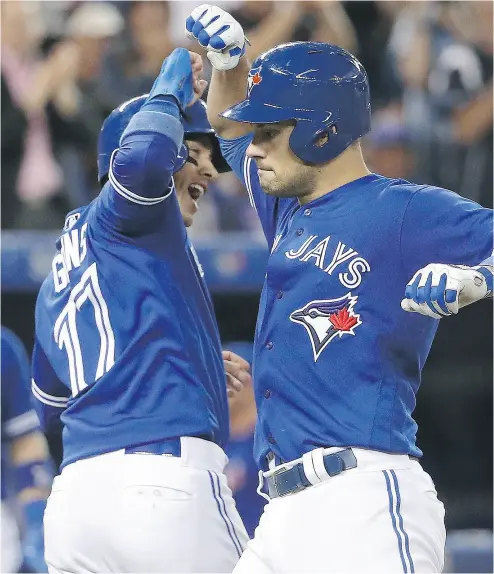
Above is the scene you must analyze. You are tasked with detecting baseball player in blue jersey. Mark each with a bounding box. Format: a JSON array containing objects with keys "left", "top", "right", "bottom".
[
  {"left": 1, "top": 327, "right": 53, "bottom": 573},
  {"left": 186, "top": 6, "right": 494, "bottom": 573},
  {"left": 31, "top": 48, "right": 249, "bottom": 573}
]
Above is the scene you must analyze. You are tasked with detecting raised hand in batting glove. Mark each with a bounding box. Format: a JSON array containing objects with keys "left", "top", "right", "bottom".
[
  {"left": 148, "top": 48, "right": 207, "bottom": 112},
  {"left": 401, "top": 263, "right": 493, "bottom": 319},
  {"left": 185, "top": 4, "right": 246, "bottom": 71}
]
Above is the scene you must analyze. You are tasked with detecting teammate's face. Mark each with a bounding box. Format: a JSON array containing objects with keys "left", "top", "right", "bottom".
[
  {"left": 246, "top": 122, "right": 316, "bottom": 199},
  {"left": 174, "top": 137, "right": 218, "bottom": 227}
]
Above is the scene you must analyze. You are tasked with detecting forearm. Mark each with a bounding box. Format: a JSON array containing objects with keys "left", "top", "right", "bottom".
[
  {"left": 207, "top": 58, "right": 252, "bottom": 139},
  {"left": 312, "top": 3, "right": 358, "bottom": 53},
  {"left": 111, "top": 96, "right": 184, "bottom": 199},
  {"left": 244, "top": 3, "right": 303, "bottom": 60},
  {"left": 453, "top": 83, "right": 494, "bottom": 143}
]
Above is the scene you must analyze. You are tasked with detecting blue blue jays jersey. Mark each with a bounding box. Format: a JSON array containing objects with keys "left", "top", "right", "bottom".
[
  {"left": 219, "top": 134, "right": 493, "bottom": 469},
  {"left": 33, "top": 102, "right": 229, "bottom": 470},
  {"left": 1, "top": 327, "right": 40, "bottom": 499}
]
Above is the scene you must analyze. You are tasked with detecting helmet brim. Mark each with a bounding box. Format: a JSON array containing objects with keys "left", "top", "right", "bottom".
[{"left": 220, "top": 99, "right": 296, "bottom": 125}]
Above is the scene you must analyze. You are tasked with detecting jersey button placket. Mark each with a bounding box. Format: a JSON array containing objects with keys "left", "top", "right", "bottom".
[
  {"left": 276, "top": 291, "right": 283, "bottom": 299},
  {"left": 304, "top": 208, "right": 312, "bottom": 216},
  {"left": 268, "top": 434, "right": 276, "bottom": 445},
  {"left": 266, "top": 341, "right": 273, "bottom": 350},
  {"left": 264, "top": 390, "right": 271, "bottom": 399},
  {"left": 296, "top": 228, "right": 304, "bottom": 236}
]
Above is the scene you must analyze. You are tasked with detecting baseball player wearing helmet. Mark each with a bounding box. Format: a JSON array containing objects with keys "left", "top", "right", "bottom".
[
  {"left": 31, "top": 48, "right": 249, "bottom": 573},
  {"left": 186, "top": 5, "right": 493, "bottom": 573}
]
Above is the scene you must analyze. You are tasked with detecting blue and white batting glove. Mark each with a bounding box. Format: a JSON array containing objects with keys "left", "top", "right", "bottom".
[
  {"left": 401, "top": 263, "right": 493, "bottom": 319},
  {"left": 147, "top": 47, "right": 195, "bottom": 112},
  {"left": 185, "top": 4, "right": 246, "bottom": 71}
]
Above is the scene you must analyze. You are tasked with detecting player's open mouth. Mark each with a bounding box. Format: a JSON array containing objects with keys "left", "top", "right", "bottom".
[{"left": 188, "top": 183, "right": 205, "bottom": 202}]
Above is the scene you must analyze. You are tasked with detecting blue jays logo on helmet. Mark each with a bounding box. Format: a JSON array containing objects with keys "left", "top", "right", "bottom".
[
  {"left": 220, "top": 42, "right": 371, "bottom": 165},
  {"left": 290, "top": 293, "right": 361, "bottom": 362},
  {"left": 247, "top": 66, "right": 263, "bottom": 96}
]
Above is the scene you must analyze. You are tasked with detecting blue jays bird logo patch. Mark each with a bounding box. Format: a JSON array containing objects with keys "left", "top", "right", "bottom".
[
  {"left": 290, "top": 294, "right": 362, "bottom": 362},
  {"left": 247, "top": 67, "right": 262, "bottom": 96}
]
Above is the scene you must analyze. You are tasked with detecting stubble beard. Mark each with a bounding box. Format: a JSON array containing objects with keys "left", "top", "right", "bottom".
[{"left": 263, "top": 167, "right": 316, "bottom": 200}]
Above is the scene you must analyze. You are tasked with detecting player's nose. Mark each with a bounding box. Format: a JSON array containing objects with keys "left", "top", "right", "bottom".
[
  {"left": 198, "top": 156, "right": 218, "bottom": 180},
  {"left": 246, "top": 141, "right": 266, "bottom": 160}
]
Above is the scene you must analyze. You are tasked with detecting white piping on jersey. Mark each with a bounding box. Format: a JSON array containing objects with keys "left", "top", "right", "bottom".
[
  {"left": 31, "top": 378, "right": 69, "bottom": 408},
  {"left": 243, "top": 156, "right": 257, "bottom": 212},
  {"left": 108, "top": 149, "right": 173, "bottom": 205}
]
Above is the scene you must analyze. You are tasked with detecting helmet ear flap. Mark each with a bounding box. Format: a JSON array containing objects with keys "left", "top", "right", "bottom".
[{"left": 289, "top": 116, "right": 344, "bottom": 165}]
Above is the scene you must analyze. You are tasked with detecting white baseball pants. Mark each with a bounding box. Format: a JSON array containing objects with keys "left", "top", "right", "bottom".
[
  {"left": 44, "top": 437, "right": 249, "bottom": 573},
  {"left": 233, "top": 447, "right": 446, "bottom": 573}
]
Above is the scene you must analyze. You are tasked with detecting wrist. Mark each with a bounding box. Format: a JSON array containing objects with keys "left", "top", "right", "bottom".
[
  {"left": 476, "top": 265, "right": 493, "bottom": 297},
  {"left": 142, "top": 95, "right": 181, "bottom": 120}
]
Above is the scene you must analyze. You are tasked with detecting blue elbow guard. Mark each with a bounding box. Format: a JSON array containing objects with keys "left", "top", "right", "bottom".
[
  {"left": 14, "top": 460, "right": 53, "bottom": 493},
  {"left": 148, "top": 48, "right": 195, "bottom": 112}
]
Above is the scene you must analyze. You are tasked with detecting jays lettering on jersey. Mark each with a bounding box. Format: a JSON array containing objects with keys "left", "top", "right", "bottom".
[
  {"left": 1, "top": 327, "right": 41, "bottom": 499},
  {"left": 32, "top": 101, "right": 229, "bottom": 470},
  {"left": 219, "top": 134, "right": 493, "bottom": 469}
]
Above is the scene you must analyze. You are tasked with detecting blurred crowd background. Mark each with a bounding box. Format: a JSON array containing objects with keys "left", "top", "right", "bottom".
[{"left": 1, "top": 1, "right": 493, "bottom": 572}]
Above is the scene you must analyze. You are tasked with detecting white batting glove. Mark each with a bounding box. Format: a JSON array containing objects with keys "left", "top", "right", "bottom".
[
  {"left": 401, "top": 263, "right": 490, "bottom": 319},
  {"left": 185, "top": 4, "right": 246, "bottom": 71}
]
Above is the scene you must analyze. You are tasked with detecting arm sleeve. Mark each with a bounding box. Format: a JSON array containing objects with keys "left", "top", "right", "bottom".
[
  {"left": 31, "top": 340, "right": 70, "bottom": 438},
  {"left": 96, "top": 97, "right": 184, "bottom": 234},
  {"left": 1, "top": 328, "right": 40, "bottom": 439},
  {"left": 218, "top": 133, "right": 289, "bottom": 249},
  {"left": 400, "top": 186, "right": 494, "bottom": 277}
]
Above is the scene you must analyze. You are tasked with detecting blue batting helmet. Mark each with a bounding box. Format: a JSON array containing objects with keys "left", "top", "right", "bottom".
[
  {"left": 220, "top": 42, "right": 371, "bottom": 165},
  {"left": 97, "top": 96, "right": 229, "bottom": 183}
]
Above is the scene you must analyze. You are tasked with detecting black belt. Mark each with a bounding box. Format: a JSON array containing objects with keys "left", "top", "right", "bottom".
[{"left": 266, "top": 448, "right": 357, "bottom": 498}]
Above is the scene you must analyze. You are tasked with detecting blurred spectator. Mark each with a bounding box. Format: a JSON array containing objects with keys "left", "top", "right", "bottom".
[
  {"left": 1, "top": 1, "right": 122, "bottom": 229},
  {"left": 224, "top": 342, "right": 266, "bottom": 538},
  {"left": 390, "top": 1, "right": 493, "bottom": 207},
  {"left": 189, "top": 171, "right": 262, "bottom": 239},
  {"left": 230, "top": 1, "right": 357, "bottom": 61},
  {"left": 1, "top": 327, "right": 54, "bottom": 573},
  {"left": 364, "top": 114, "right": 415, "bottom": 180},
  {"left": 100, "top": 1, "right": 176, "bottom": 107},
  {"left": 343, "top": 1, "right": 404, "bottom": 109}
]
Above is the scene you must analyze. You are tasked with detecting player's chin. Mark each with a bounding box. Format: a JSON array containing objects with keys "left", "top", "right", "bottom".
[{"left": 182, "top": 211, "right": 195, "bottom": 227}]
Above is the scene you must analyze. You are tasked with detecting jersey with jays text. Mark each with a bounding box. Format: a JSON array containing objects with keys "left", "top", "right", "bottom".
[
  {"left": 1, "top": 327, "right": 41, "bottom": 499},
  {"left": 33, "top": 102, "right": 229, "bottom": 469},
  {"left": 219, "top": 134, "right": 493, "bottom": 469}
]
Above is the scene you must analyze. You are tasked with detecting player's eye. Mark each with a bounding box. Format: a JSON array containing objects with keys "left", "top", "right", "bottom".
[
  {"left": 186, "top": 147, "right": 199, "bottom": 166},
  {"left": 263, "top": 129, "right": 278, "bottom": 140}
]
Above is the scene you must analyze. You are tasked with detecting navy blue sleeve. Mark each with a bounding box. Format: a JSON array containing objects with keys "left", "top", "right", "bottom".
[
  {"left": 218, "top": 133, "right": 290, "bottom": 250},
  {"left": 400, "top": 186, "right": 494, "bottom": 277},
  {"left": 31, "top": 339, "right": 69, "bottom": 437},
  {"left": 1, "top": 327, "right": 40, "bottom": 438},
  {"left": 96, "top": 98, "right": 184, "bottom": 234}
]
